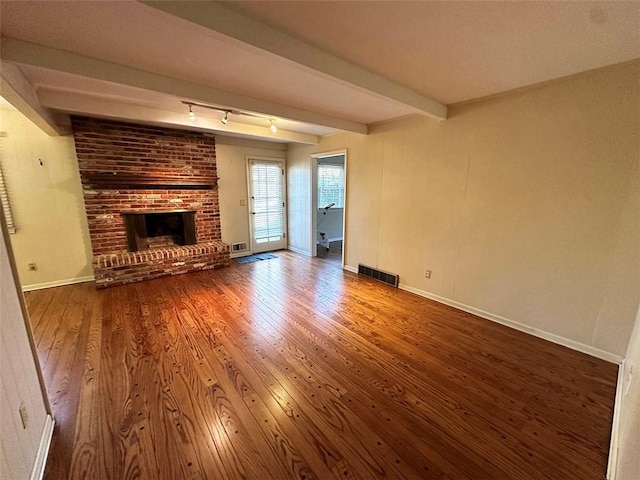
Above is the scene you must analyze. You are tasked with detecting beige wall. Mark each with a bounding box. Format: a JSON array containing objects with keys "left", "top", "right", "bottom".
[
  {"left": 289, "top": 61, "right": 640, "bottom": 358},
  {"left": 216, "top": 137, "right": 286, "bottom": 255},
  {"left": 1, "top": 105, "right": 93, "bottom": 289},
  {"left": 614, "top": 144, "right": 640, "bottom": 479},
  {"left": 593, "top": 143, "right": 640, "bottom": 355},
  {"left": 1, "top": 222, "right": 51, "bottom": 479},
  {"left": 617, "top": 304, "right": 640, "bottom": 479},
  {"left": 0, "top": 105, "right": 288, "bottom": 287}
]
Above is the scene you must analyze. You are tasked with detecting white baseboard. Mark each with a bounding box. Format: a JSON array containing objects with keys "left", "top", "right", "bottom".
[
  {"left": 607, "top": 360, "right": 625, "bottom": 480},
  {"left": 30, "top": 414, "right": 54, "bottom": 480},
  {"left": 344, "top": 263, "right": 622, "bottom": 364},
  {"left": 288, "top": 245, "right": 312, "bottom": 257},
  {"left": 343, "top": 265, "right": 357, "bottom": 274},
  {"left": 230, "top": 252, "right": 251, "bottom": 259},
  {"left": 22, "top": 275, "right": 95, "bottom": 292},
  {"left": 398, "top": 282, "right": 622, "bottom": 364}
]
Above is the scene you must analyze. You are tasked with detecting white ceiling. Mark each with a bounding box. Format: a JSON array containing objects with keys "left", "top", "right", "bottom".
[{"left": 1, "top": 1, "right": 639, "bottom": 143}]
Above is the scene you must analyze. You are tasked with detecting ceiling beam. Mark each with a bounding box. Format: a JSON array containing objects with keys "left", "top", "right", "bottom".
[
  {"left": 38, "top": 89, "right": 320, "bottom": 145},
  {"left": 1, "top": 37, "right": 367, "bottom": 134},
  {"left": 0, "top": 62, "right": 67, "bottom": 136},
  {"left": 142, "top": 0, "right": 448, "bottom": 120}
]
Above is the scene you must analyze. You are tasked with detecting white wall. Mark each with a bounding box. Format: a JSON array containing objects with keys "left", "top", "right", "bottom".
[
  {"left": 316, "top": 156, "right": 345, "bottom": 243},
  {"left": 288, "top": 61, "right": 640, "bottom": 359},
  {"left": 216, "top": 137, "right": 286, "bottom": 254},
  {"left": 0, "top": 104, "right": 93, "bottom": 290},
  {"left": 317, "top": 209, "right": 343, "bottom": 242},
  {"left": 1, "top": 221, "right": 51, "bottom": 479}
]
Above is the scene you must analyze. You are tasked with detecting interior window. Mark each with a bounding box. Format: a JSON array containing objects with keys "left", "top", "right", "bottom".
[{"left": 317, "top": 163, "right": 344, "bottom": 209}]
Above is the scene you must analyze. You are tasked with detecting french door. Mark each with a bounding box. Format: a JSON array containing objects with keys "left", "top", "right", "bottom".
[{"left": 248, "top": 158, "right": 286, "bottom": 253}]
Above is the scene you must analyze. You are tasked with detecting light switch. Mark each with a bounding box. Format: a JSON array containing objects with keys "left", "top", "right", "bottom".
[{"left": 240, "top": 199, "right": 247, "bottom": 206}]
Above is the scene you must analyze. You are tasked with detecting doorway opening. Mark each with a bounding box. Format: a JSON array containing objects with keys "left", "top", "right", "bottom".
[
  {"left": 247, "top": 157, "right": 287, "bottom": 254},
  {"left": 311, "top": 151, "right": 346, "bottom": 266}
]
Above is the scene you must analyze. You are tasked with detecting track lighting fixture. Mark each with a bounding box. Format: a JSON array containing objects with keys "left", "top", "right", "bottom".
[{"left": 182, "top": 101, "right": 280, "bottom": 133}]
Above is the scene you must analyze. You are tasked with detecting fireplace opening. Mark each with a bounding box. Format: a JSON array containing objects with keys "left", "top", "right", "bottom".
[{"left": 123, "top": 211, "right": 196, "bottom": 252}]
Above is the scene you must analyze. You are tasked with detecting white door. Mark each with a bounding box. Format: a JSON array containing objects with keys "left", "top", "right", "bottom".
[{"left": 248, "top": 159, "right": 286, "bottom": 253}]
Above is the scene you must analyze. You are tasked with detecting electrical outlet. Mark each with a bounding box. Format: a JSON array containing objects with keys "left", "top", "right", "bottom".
[
  {"left": 425, "top": 269, "right": 432, "bottom": 279},
  {"left": 28, "top": 262, "right": 37, "bottom": 271},
  {"left": 19, "top": 402, "right": 28, "bottom": 429}
]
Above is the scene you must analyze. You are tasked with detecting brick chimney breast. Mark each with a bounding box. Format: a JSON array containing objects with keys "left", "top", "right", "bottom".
[{"left": 72, "top": 117, "right": 230, "bottom": 288}]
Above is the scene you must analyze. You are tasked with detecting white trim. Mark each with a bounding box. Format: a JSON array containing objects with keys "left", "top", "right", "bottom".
[
  {"left": 0, "top": 62, "right": 66, "bottom": 136},
  {"left": 3, "top": 37, "right": 367, "bottom": 134},
  {"left": 288, "top": 245, "right": 313, "bottom": 257},
  {"left": 39, "top": 90, "right": 319, "bottom": 146},
  {"left": 344, "top": 262, "right": 623, "bottom": 364},
  {"left": 607, "top": 360, "right": 625, "bottom": 480},
  {"left": 230, "top": 252, "right": 251, "bottom": 259},
  {"left": 30, "top": 414, "right": 54, "bottom": 480},
  {"left": 246, "top": 156, "right": 288, "bottom": 254},
  {"left": 141, "top": 2, "right": 447, "bottom": 120},
  {"left": 310, "top": 150, "right": 347, "bottom": 267},
  {"left": 398, "top": 282, "right": 622, "bottom": 364},
  {"left": 339, "top": 153, "right": 348, "bottom": 270},
  {"left": 22, "top": 275, "right": 95, "bottom": 292},
  {"left": 310, "top": 156, "right": 318, "bottom": 258}
]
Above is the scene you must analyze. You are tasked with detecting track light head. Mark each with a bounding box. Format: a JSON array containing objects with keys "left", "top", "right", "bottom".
[{"left": 182, "top": 100, "right": 278, "bottom": 132}]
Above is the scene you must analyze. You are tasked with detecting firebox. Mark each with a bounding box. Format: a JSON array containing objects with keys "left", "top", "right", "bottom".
[{"left": 122, "top": 210, "right": 196, "bottom": 252}]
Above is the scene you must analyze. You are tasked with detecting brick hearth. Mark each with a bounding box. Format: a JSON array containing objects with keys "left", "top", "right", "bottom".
[{"left": 72, "top": 117, "right": 230, "bottom": 288}]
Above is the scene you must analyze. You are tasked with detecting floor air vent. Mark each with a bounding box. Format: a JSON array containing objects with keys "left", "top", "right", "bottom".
[
  {"left": 232, "top": 242, "right": 248, "bottom": 253},
  {"left": 358, "top": 264, "right": 399, "bottom": 288}
]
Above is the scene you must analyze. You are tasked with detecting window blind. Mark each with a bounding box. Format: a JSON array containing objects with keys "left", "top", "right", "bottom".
[
  {"left": 317, "top": 163, "right": 344, "bottom": 208},
  {"left": 0, "top": 165, "right": 16, "bottom": 233},
  {"left": 251, "top": 161, "right": 284, "bottom": 243}
]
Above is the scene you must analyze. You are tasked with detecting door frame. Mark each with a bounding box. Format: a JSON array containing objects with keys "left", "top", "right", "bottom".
[
  {"left": 310, "top": 149, "right": 347, "bottom": 267},
  {"left": 1, "top": 209, "right": 52, "bottom": 414},
  {"left": 246, "top": 155, "right": 287, "bottom": 254}
]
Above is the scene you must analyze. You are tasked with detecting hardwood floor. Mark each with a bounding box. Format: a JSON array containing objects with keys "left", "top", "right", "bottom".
[{"left": 26, "top": 251, "right": 617, "bottom": 479}]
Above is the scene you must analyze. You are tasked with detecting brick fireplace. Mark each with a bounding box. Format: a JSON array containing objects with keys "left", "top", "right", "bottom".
[{"left": 72, "top": 117, "right": 230, "bottom": 288}]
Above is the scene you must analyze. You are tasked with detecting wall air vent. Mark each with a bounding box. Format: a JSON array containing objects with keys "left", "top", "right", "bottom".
[
  {"left": 232, "top": 242, "right": 248, "bottom": 252},
  {"left": 357, "top": 264, "right": 399, "bottom": 288}
]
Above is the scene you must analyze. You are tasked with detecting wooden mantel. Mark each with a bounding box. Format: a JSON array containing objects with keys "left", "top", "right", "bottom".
[{"left": 82, "top": 172, "right": 218, "bottom": 190}]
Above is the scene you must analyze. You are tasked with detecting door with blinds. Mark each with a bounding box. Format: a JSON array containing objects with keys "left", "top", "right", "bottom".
[{"left": 248, "top": 158, "right": 286, "bottom": 253}]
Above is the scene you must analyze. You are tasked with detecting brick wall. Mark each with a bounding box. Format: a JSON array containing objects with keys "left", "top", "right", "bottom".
[{"left": 72, "top": 117, "right": 229, "bottom": 287}]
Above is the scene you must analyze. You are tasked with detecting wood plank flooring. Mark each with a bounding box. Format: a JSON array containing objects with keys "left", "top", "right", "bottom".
[{"left": 26, "top": 251, "right": 618, "bottom": 479}]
